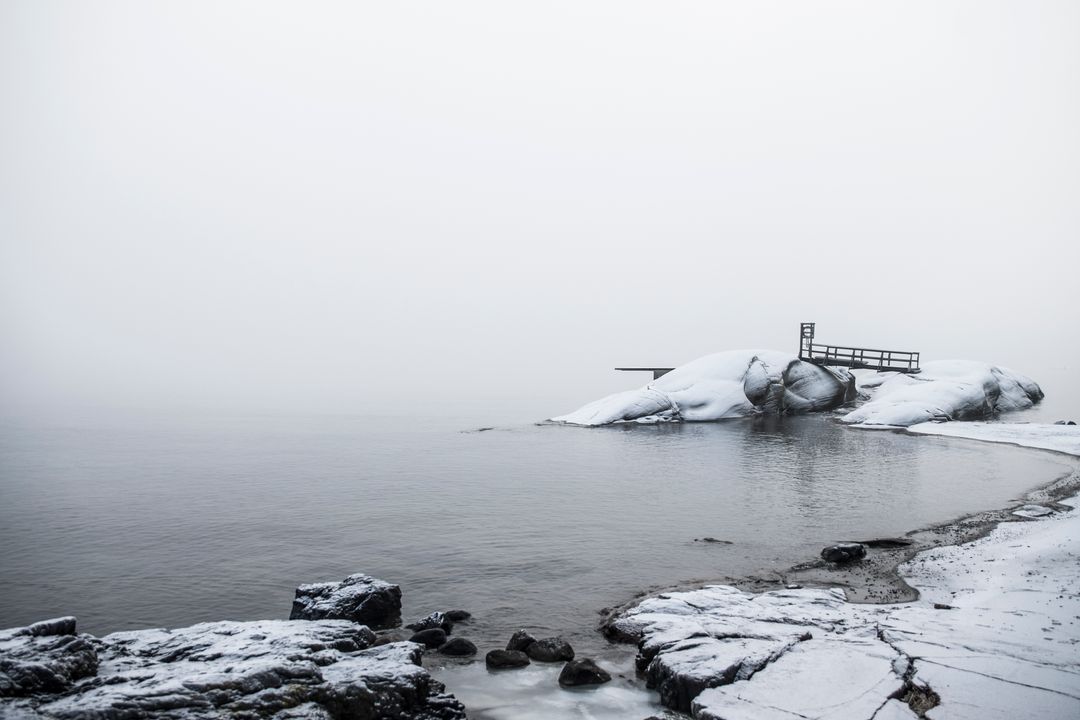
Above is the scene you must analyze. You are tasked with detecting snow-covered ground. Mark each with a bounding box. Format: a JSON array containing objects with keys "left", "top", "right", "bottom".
[
  {"left": 606, "top": 423, "right": 1080, "bottom": 719},
  {"left": 552, "top": 350, "right": 854, "bottom": 425},
  {"left": 842, "top": 361, "right": 1043, "bottom": 427}
]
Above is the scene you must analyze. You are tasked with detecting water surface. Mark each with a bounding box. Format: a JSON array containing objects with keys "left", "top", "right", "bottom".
[{"left": 0, "top": 411, "right": 1072, "bottom": 716}]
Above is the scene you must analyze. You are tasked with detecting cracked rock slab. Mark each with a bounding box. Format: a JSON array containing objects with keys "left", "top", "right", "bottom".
[{"left": 692, "top": 635, "right": 906, "bottom": 720}]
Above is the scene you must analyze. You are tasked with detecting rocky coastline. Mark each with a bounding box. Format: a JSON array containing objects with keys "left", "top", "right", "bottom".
[{"left": 598, "top": 423, "right": 1080, "bottom": 719}]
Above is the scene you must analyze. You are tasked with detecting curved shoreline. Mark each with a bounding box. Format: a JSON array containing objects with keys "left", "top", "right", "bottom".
[{"left": 598, "top": 423, "right": 1080, "bottom": 718}]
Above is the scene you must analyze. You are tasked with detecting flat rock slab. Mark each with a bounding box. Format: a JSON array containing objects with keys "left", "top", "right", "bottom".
[
  {"left": 691, "top": 635, "right": 905, "bottom": 720},
  {"left": 290, "top": 573, "right": 402, "bottom": 628},
  {"left": 0, "top": 617, "right": 465, "bottom": 719}
]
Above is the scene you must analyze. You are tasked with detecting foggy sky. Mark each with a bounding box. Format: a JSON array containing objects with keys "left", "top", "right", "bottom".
[{"left": 2, "top": 1, "right": 1078, "bottom": 421}]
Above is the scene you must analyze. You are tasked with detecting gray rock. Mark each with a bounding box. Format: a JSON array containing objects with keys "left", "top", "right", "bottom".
[
  {"left": 409, "top": 628, "right": 448, "bottom": 648},
  {"left": 506, "top": 629, "right": 537, "bottom": 652},
  {"left": 525, "top": 636, "right": 575, "bottom": 662},
  {"left": 485, "top": 649, "right": 530, "bottom": 669},
  {"left": 558, "top": 658, "right": 612, "bottom": 687},
  {"left": 438, "top": 638, "right": 477, "bottom": 657},
  {"left": 407, "top": 612, "right": 453, "bottom": 634},
  {"left": 820, "top": 543, "right": 867, "bottom": 564},
  {"left": 0, "top": 617, "right": 465, "bottom": 719},
  {"left": 1054, "top": 420, "right": 1076, "bottom": 425},
  {"left": 443, "top": 610, "right": 472, "bottom": 623},
  {"left": 290, "top": 573, "right": 402, "bottom": 629}
]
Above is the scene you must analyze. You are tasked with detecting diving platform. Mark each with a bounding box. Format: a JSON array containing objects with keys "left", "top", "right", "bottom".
[
  {"left": 615, "top": 367, "right": 675, "bottom": 380},
  {"left": 799, "top": 322, "right": 920, "bottom": 374}
]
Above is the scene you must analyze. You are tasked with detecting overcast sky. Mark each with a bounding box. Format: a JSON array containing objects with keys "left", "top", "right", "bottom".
[{"left": 2, "top": 1, "right": 1078, "bottom": 420}]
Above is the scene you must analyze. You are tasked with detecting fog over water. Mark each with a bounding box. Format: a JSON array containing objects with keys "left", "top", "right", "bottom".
[{"left": 1, "top": 1, "right": 1079, "bottom": 423}]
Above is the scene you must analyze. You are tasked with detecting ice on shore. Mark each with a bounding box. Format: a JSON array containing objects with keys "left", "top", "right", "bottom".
[
  {"left": 908, "top": 420, "right": 1080, "bottom": 456},
  {"left": 552, "top": 350, "right": 855, "bottom": 426},
  {"left": 842, "top": 360, "right": 1043, "bottom": 427}
]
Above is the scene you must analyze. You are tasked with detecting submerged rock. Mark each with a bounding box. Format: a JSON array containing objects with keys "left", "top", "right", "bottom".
[
  {"left": 485, "top": 649, "right": 530, "bottom": 669},
  {"left": 558, "top": 658, "right": 612, "bottom": 687},
  {"left": 443, "top": 610, "right": 472, "bottom": 623},
  {"left": 820, "top": 543, "right": 867, "bottom": 564},
  {"left": 290, "top": 573, "right": 402, "bottom": 629},
  {"left": 524, "top": 636, "right": 575, "bottom": 662},
  {"left": 438, "top": 638, "right": 478, "bottom": 657},
  {"left": 0, "top": 616, "right": 465, "bottom": 719}
]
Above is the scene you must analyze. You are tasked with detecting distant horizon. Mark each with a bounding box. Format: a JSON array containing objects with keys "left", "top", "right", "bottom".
[{"left": 3, "top": 1, "right": 1078, "bottom": 421}]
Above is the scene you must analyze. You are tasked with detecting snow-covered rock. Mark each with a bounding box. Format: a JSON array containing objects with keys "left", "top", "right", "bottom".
[
  {"left": 842, "top": 361, "right": 1042, "bottom": 427},
  {"left": 553, "top": 350, "right": 855, "bottom": 426},
  {"left": 290, "top": 573, "right": 402, "bottom": 629},
  {"left": 605, "top": 490, "right": 1080, "bottom": 719},
  {"left": 0, "top": 617, "right": 466, "bottom": 719}
]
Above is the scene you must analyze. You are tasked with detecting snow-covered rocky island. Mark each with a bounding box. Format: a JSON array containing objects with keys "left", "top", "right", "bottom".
[{"left": 552, "top": 350, "right": 1043, "bottom": 427}]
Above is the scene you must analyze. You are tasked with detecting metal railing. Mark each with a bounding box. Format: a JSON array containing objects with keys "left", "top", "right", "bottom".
[{"left": 800, "top": 343, "right": 920, "bottom": 373}]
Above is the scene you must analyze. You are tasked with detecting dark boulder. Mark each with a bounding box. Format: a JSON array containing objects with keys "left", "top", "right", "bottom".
[
  {"left": 290, "top": 573, "right": 402, "bottom": 629},
  {"left": 506, "top": 629, "right": 537, "bottom": 652},
  {"left": 558, "top": 658, "right": 612, "bottom": 687},
  {"left": 409, "top": 628, "right": 448, "bottom": 648},
  {"left": 525, "top": 636, "right": 575, "bottom": 662},
  {"left": 820, "top": 543, "right": 867, "bottom": 564},
  {"left": 438, "top": 638, "right": 478, "bottom": 657},
  {"left": 407, "top": 612, "right": 454, "bottom": 634},
  {"left": 444, "top": 610, "right": 472, "bottom": 622},
  {"left": 485, "top": 649, "right": 530, "bottom": 669}
]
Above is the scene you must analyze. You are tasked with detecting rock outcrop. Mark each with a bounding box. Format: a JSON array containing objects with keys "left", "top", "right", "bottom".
[
  {"left": 290, "top": 574, "right": 402, "bottom": 629},
  {"left": 0, "top": 617, "right": 466, "bottom": 719}
]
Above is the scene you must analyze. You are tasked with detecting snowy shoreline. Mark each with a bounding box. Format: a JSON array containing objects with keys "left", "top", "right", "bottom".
[{"left": 602, "top": 422, "right": 1080, "bottom": 719}]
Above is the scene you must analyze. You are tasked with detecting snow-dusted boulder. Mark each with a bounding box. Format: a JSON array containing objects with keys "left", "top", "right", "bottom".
[
  {"left": 291, "top": 573, "right": 402, "bottom": 629},
  {"left": 0, "top": 617, "right": 466, "bottom": 719},
  {"left": 842, "top": 360, "right": 1043, "bottom": 427},
  {"left": 553, "top": 350, "right": 855, "bottom": 426}
]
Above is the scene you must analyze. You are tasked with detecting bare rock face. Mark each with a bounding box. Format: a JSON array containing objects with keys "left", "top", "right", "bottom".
[
  {"left": 290, "top": 573, "right": 402, "bottom": 629},
  {"left": 0, "top": 617, "right": 466, "bottom": 720},
  {"left": 0, "top": 617, "right": 98, "bottom": 697}
]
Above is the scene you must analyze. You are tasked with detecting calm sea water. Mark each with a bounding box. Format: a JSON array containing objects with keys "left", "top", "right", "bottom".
[{"left": 0, "top": 409, "right": 1073, "bottom": 717}]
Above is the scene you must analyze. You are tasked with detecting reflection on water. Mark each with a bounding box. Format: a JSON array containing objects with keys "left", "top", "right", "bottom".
[{"left": 0, "top": 411, "right": 1072, "bottom": 704}]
